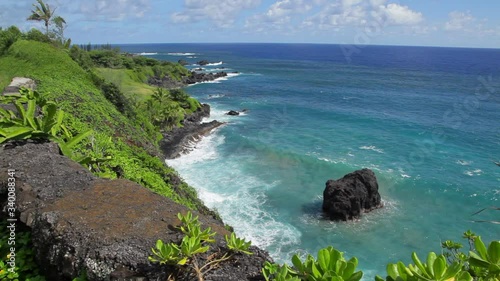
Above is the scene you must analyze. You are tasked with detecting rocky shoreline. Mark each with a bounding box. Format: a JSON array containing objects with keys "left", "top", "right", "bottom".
[
  {"left": 148, "top": 70, "right": 230, "bottom": 89},
  {"left": 160, "top": 103, "right": 225, "bottom": 159}
]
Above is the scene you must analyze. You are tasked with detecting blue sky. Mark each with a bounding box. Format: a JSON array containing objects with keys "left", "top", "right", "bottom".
[{"left": 1, "top": 0, "right": 499, "bottom": 48}]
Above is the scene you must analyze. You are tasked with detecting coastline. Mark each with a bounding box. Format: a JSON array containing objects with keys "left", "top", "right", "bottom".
[{"left": 160, "top": 104, "right": 226, "bottom": 159}]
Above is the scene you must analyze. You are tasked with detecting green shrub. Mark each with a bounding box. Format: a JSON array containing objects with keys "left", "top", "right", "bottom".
[
  {"left": 149, "top": 212, "right": 253, "bottom": 281},
  {"left": 0, "top": 26, "right": 22, "bottom": 55},
  {"left": 0, "top": 88, "right": 92, "bottom": 163},
  {"left": 263, "top": 246, "right": 363, "bottom": 281},
  {"left": 0, "top": 222, "right": 45, "bottom": 280},
  {"left": 23, "top": 29, "right": 51, "bottom": 44}
]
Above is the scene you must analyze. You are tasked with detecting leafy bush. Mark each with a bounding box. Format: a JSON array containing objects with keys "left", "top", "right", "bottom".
[
  {"left": 0, "top": 88, "right": 92, "bottom": 163},
  {"left": 0, "top": 222, "right": 45, "bottom": 280},
  {"left": 149, "top": 211, "right": 253, "bottom": 281},
  {"left": 23, "top": 28, "right": 51, "bottom": 44},
  {"left": 0, "top": 26, "right": 22, "bottom": 55},
  {"left": 377, "top": 231, "right": 499, "bottom": 281},
  {"left": 69, "top": 45, "right": 94, "bottom": 71},
  {"left": 263, "top": 246, "right": 363, "bottom": 281}
]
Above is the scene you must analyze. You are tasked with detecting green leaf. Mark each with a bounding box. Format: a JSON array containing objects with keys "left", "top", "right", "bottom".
[
  {"left": 426, "top": 252, "right": 437, "bottom": 277},
  {"left": 441, "top": 261, "right": 461, "bottom": 281},
  {"left": 474, "top": 236, "right": 488, "bottom": 259},
  {"left": 41, "top": 102, "right": 58, "bottom": 133},
  {"left": 411, "top": 252, "right": 426, "bottom": 275},
  {"left": 487, "top": 241, "right": 500, "bottom": 264},
  {"left": 468, "top": 251, "right": 490, "bottom": 268},
  {"left": 432, "top": 255, "right": 446, "bottom": 279},
  {"left": 342, "top": 260, "right": 356, "bottom": 280},
  {"left": 177, "top": 257, "right": 188, "bottom": 265},
  {"left": 65, "top": 129, "right": 92, "bottom": 148},
  {"left": 50, "top": 110, "right": 64, "bottom": 136},
  {"left": 48, "top": 135, "right": 72, "bottom": 157},
  {"left": 387, "top": 264, "right": 399, "bottom": 280},
  {"left": 311, "top": 262, "right": 321, "bottom": 278},
  {"left": 455, "top": 271, "right": 473, "bottom": 281},
  {"left": 14, "top": 101, "right": 27, "bottom": 122},
  {"left": 2, "top": 126, "right": 33, "bottom": 141},
  {"left": 26, "top": 98, "right": 37, "bottom": 129},
  {"left": 292, "top": 254, "right": 303, "bottom": 273},
  {"left": 318, "top": 248, "right": 331, "bottom": 272},
  {"left": 346, "top": 270, "right": 363, "bottom": 281}
]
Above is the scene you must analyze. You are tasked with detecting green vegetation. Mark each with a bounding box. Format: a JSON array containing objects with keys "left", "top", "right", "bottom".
[
  {"left": 0, "top": 38, "right": 207, "bottom": 208},
  {"left": 262, "top": 246, "right": 363, "bottom": 281},
  {"left": 0, "top": 222, "right": 45, "bottom": 280},
  {"left": 261, "top": 230, "right": 499, "bottom": 281},
  {"left": 149, "top": 212, "right": 253, "bottom": 281},
  {"left": 27, "top": 0, "right": 70, "bottom": 48},
  {"left": 0, "top": 88, "right": 92, "bottom": 163}
]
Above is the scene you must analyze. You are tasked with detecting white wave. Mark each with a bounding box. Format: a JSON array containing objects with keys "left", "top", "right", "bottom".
[
  {"left": 166, "top": 133, "right": 225, "bottom": 166},
  {"left": 317, "top": 157, "right": 347, "bottom": 165},
  {"left": 456, "top": 160, "right": 472, "bottom": 166},
  {"left": 137, "top": 52, "right": 157, "bottom": 56},
  {"left": 167, "top": 142, "right": 302, "bottom": 260},
  {"left": 186, "top": 80, "right": 221, "bottom": 87},
  {"left": 215, "top": 72, "right": 241, "bottom": 81},
  {"left": 207, "top": 94, "right": 226, "bottom": 99},
  {"left": 187, "top": 73, "right": 240, "bottom": 87},
  {"left": 207, "top": 61, "right": 223, "bottom": 66},
  {"left": 464, "top": 169, "right": 482, "bottom": 176},
  {"left": 398, "top": 168, "right": 411, "bottom": 178},
  {"left": 168, "top": 52, "right": 197, "bottom": 56},
  {"left": 359, "top": 145, "right": 384, "bottom": 154},
  {"left": 187, "top": 56, "right": 197, "bottom": 58},
  {"left": 342, "top": 96, "right": 360, "bottom": 100}
]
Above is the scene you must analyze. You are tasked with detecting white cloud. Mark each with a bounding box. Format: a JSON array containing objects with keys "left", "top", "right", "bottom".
[
  {"left": 245, "top": 0, "right": 312, "bottom": 31},
  {"left": 303, "top": 0, "right": 423, "bottom": 30},
  {"left": 80, "top": 0, "right": 150, "bottom": 21},
  {"left": 171, "top": 0, "right": 261, "bottom": 28},
  {"left": 380, "top": 3, "right": 423, "bottom": 25},
  {"left": 444, "top": 11, "right": 474, "bottom": 31}
]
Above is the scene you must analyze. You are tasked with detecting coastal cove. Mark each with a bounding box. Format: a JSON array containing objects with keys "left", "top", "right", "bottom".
[{"left": 119, "top": 43, "right": 500, "bottom": 276}]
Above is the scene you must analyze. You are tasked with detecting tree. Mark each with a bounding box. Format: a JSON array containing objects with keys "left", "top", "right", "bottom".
[{"left": 27, "top": 0, "right": 65, "bottom": 36}]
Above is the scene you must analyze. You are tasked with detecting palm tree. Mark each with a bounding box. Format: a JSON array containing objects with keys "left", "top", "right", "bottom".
[{"left": 27, "top": 0, "right": 64, "bottom": 35}]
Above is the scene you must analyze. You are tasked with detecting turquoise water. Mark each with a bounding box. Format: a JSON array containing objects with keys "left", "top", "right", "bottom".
[{"left": 123, "top": 44, "right": 499, "bottom": 278}]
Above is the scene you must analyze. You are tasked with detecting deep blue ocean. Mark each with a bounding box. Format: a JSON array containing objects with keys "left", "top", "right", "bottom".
[{"left": 119, "top": 43, "right": 500, "bottom": 278}]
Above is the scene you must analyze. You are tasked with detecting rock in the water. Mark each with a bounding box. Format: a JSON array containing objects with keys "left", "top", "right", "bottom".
[
  {"left": 197, "top": 60, "right": 210, "bottom": 66},
  {"left": 322, "top": 168, "right": 382, "bottom": 221},
  {"left": 226, "top": 110, "right": 240, "bottom": 116},
  {"left": 178, "top": 59, "right": 188, "bottom": 66}
]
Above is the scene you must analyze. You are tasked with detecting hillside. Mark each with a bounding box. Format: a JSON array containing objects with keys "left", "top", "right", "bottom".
[{"left": 0, "top": 40, "right": 210, "bottom": 212}]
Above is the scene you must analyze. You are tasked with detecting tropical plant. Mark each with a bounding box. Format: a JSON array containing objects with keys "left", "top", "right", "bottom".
[
  {"left": 0, "top": 26, "right": 22, "bottom": 55},
  {"left": 468, "top": 237, "right": 500, "bottom": 280},
  {"left": 263, "top": 246, "right": 363, "bottom": 281},
  {"left": 225, "top": 232, "right": 252, "bottom": 255},
  {"left": 27, "top": 0, "right": 65, "bottom": 36},
  {"left": 0, "top": 88, "right": 92, "bottom": 163},
  {"left": 377, "top": 233, "right": 499, "bottom": 281},
  {"left": 149, "top": 211, "right": 253, "bottom": 281}
]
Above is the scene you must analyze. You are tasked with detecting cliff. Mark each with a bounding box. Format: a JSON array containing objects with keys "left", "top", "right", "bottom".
[{"left": 0, "top": 40, "right": 271, "bottom": 280}]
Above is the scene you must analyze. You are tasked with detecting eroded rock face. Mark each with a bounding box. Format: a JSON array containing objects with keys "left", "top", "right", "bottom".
[
  {"left": 0, "top": 141, "right": 270, "bottom": 280},
  {"left": 322, "top": 168, "right": 382, "bottom": 221}
]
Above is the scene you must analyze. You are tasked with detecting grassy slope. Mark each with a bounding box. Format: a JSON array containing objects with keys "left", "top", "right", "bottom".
[
  {"left": 0, "top": 40, "right": 205, "bottom": 211},
  {"left": 96, "top": 68, "right": 156, "bottom": 100}
]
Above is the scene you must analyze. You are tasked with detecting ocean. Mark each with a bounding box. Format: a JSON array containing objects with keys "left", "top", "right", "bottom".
[{"left": 119, "top": 43, "right": 500, "bottom": 278}]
